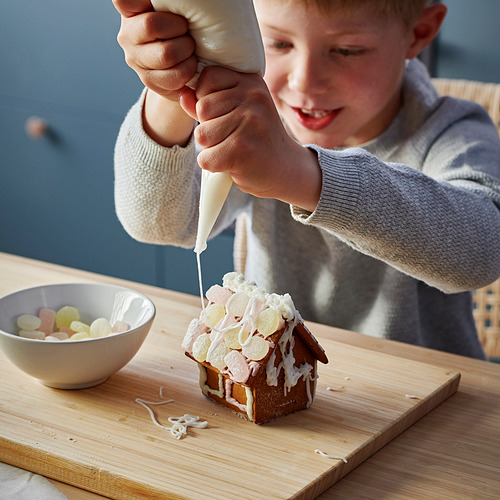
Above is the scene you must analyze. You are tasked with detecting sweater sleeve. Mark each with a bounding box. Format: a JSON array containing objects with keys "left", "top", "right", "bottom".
[
  {"left": 292, "top": 101, "right": 500, "bottom": 293},
  {"left": 114, "top": 90, "right": 201, "bottom": 247}
]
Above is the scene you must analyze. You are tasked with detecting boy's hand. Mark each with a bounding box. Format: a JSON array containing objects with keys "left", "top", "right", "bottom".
[
  {"left": 113, "top": 0, "right": 197, "bottom": 101},
  {"left": 180, "top": 67, "right": 322, "bottom": 212}
]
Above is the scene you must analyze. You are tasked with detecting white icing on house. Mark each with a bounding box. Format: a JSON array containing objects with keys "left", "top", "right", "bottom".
[
  {"left": 265, "top": 315, "right": 315, "bottom": 406},
  {"left": 223, "top": 272, "right": 296, "bottom": 321},
  {"left": 198, "top": 364, "right": 224, "bottom": 398},
  {"left": 245, "top": 387, "right": 254, "bottom": 422},
  {"left": 225, "top": 378, "right": 247, "bottom": 413}
]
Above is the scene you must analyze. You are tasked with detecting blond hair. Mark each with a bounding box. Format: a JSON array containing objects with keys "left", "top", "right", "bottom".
[{"left": 284, "top": 0, "right": 432, "bottom": 26}]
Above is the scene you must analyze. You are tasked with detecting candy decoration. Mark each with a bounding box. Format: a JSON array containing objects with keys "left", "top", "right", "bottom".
[
  {"left": 17, "top": 314, "right": 41, "bottom": 332},
  {"left": 203, "top": 303, "right": 226, "bottom": 329},
  {"left": 224, "top": 325, "right": 249, "bottom": 349},
  {"left": 242, "top": 336, "right": 270, "bottom": 361},
  {"left": 19, "top": 330, "right": 45, "bottom": 340},
  {"left": 111, "top": 321, "right": 130, "bottom": 333},
  {"left": 224, "top": 350, "right": 251, "bottom": 384},
  {"left": 206, "top": 342, "right": 231, "bottom": 371},
  {"left": 50, "top": 331, "right": 69, "bottom": 340},
  {"left": 15, "top": 306, "right": 130, "bottom": 342},
  {"left": 70, "top": 321, "right": 90, "bottom": 334},
  {"left": 225, "top": 292, "right": 250, "bottom": 317},
  {"left": 71, "top": 332, "right": 91, "bottom": 341},
  {"left": 192, "top": 333, "right": 212, "bottom": 362},
  {"left": 55, "top": 306, "right": 80, "bottom": 329},
  {"left": 205, "top": 284, "right": 233, "bottom": 306},
  {"left": 256, "top": 307, "right": 282, "bottom": 337},
  {"left": 182, "top": 318, "right": 207, "bottom": 351},
  {"left": 89, "top": 317, "right": 112, "bottom": 338},
  {"left": 38, "top": 308, "right": 55, "bottom": 336}
]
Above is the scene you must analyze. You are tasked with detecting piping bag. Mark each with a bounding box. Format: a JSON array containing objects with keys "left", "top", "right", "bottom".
[{"left": 151, "top": 0, "right": 266, "bottom": 254}]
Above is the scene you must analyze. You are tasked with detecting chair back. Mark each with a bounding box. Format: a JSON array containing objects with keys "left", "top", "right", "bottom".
[{"left": 433, "top": 78, "right": 500, "bottom": 359}]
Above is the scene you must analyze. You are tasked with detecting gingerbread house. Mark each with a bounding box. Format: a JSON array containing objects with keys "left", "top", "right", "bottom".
[{"left": 182, "top": 272, "right": 328, "bottom": 424}]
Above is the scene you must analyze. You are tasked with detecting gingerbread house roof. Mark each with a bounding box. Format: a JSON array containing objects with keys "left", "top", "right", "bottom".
[{"left": 295, "top": 322, "right": 329, "bottom": 365}]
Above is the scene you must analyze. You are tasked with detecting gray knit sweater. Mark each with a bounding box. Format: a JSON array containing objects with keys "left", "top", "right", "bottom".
[{"left": 114, "top": 60, "right": 500, "bottom": 359}]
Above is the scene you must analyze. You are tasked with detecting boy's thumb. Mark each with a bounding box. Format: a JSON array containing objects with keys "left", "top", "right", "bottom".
[{"left": 179, "top": 87, "right": 198, "bottom": 121}]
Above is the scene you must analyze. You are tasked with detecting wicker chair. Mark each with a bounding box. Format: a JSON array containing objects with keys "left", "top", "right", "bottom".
[
  {"left": 235, "top": 78, "right": 500, "bottom": 359},
  {"left": 433, "top": 78, "right": 500, "bottom": 360}
]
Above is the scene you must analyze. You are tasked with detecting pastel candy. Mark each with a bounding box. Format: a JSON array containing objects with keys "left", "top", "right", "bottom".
[
  {"left": 55, "top": 306, "right": 80, "bottom": 329},
  {"left": 224, "top": 350, "right": 251, "bottom": 384},
  {"left": 38, "top": 308, "right": 55, "bottom": 336},
  {"left": 71, "top": 332, "right": 90, "bottom": 341},
  {"left": 182, "top": 318, "right": 207, "bottom": 351},
  {"left": 19, "top": 330, "right": 45, "bottom": 340},
  {"left": 89, "top": 317, "right": 112, "bottom": 338},
  {"left": 192, "top": 333, "right": 211, "bottom": 362},
  {"left": 59, "top": 327, "right": 75, "bottom": 336},
  {"left": 205, "top": 285, "right": 233, "bottom": 306},
  {"left": 70, "top": 321, "right": 90, "bottom": 334},
  {"left": 242, "top": 335, "right": 270, "bottom": 361},
  {"left": 111, "top": 321, "right": 130, "bottom": 333},
  {"left": 51, "top": 331, "right": 69, "bottom": 340},
  {"left": 203, "top": 303, "right": 226, "bottom": 329},
  {"left": 256, "top": 307, "right": 283, "bottom": 338},
  {"left": 224, "top": 323, "right": 249, "bottom": 349},
  {"left": 45, "top": 335, "right": 62, "bottom": 341},
  {"left": 225, "top": 292, "right": 249, "bottom": 317},
  {"left": 17, "top": 314, "right": 41, "bottom": 331},
  {"left": 247, "top": 299, "right": 266, "bottom": 327},
  {"left": 206, "top": 341, "right": 231, "bottom": 371}
]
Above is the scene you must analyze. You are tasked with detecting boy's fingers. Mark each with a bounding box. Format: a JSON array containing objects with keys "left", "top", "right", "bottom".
[
  {"left": 112, "top": 0, "right": 153, "bottom": 18},
  {"left": 179, "top": 87, "right": 198, "bottom": 121},
  {"left": 195, "top": 67, "right": 240, "bottom": 100},
  {"left": 123, "top": 11, "right": 189, "bottom": 45}
]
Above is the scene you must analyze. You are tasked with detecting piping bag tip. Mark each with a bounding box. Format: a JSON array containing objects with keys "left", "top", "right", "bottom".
[{"left": 194, "top": 240, "right": 207, "bottom": 255}]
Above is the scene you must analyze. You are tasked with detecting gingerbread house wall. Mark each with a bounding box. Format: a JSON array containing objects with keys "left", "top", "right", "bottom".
[{"left": 201, "top": 332, "right": 318, "bottom": 424}]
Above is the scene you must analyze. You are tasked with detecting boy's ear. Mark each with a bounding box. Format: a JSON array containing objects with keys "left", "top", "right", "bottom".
[{"left": 406, "top": 3, "right": 447, "bottom": 60}]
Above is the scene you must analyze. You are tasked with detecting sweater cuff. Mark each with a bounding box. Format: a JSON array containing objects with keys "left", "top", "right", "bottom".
[
  {"left": 291, "top": 145, "right": 365, "bottom": 232},
  {"left": 117, "top": 88, "right": 196, "bottom": 174}
]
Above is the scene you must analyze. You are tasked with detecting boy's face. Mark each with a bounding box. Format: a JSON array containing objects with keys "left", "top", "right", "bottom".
[{"left": 254, "top": 0, "right": 415, "bottom": 148}]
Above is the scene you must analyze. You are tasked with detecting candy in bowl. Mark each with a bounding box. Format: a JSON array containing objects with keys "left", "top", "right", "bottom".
[{"left": 0, "top": 282, "right": 156, "bottom": 389}]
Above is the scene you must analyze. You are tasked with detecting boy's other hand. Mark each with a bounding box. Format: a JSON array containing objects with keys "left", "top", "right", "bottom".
[
  {"left": 185, "top": 67, "right": 322, "bottom": 212},
  {"left": 112, "top": 0, "right": 197, "bottom": 101}
]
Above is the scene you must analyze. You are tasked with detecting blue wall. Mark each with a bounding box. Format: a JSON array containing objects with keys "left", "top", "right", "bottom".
[
  {"left": 436, "top": 0, "right": 500, "bottom": 83},
  {"left": 0, "top": 1, "right": 233, "bottom": 296}
]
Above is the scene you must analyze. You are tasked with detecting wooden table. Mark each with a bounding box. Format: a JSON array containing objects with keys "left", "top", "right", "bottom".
[{"left": 1, "top": 252, "right": 499, "bottom": 499}]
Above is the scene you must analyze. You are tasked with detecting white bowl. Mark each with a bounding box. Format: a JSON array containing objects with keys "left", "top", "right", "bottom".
[{"left": 0, "top": 283, "right": 156, "bottom": 389}]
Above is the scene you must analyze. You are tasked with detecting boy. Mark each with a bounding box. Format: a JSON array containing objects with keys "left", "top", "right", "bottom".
[{"left": 112, "top": 0, "right": 500, "bottom": 359}]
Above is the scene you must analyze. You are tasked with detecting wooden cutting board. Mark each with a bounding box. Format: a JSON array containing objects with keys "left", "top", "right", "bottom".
[{"left": 0, "top": 322, "right": 459, "bottom": 499}]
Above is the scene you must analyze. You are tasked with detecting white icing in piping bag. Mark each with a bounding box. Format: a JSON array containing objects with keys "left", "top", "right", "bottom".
[
  {"left": 151, "top": 0, "right": 266, "bottom": 254},
  {"left": 195, "top": 170, "right": 233, "bottom": 253}
]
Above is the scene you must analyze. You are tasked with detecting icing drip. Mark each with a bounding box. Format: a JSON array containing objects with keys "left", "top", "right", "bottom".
[
  {"left": 265, "top": 317, "right": 315, "bottom": 405},
  {"left": 248, "top": 361, "right": 260, "bottom": 377},
  {"left": 245, "top": 387, "right": 254, "bottom": 422}
]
